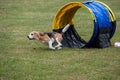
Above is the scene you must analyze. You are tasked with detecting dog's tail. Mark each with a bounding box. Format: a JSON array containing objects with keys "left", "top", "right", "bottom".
[{"left": 61, "top": 24, "right": 70, "bottom": 34}]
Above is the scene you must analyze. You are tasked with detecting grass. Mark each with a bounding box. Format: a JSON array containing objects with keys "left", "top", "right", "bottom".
[{"left": 0, "top": 0, "right": 120, "bottom": 80}]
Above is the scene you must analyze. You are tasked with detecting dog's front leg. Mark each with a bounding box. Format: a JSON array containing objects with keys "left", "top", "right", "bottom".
[{"left": 48, "top": 39, "right": 55, "bottom": 50}]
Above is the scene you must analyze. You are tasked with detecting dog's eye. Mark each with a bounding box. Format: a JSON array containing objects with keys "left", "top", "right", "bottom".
[{"left": 31, "top": 34, "right": 33, "bottom": 35}]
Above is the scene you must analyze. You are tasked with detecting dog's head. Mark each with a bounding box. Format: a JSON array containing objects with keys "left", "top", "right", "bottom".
[{"left": 27, "top": 31, "right": 44, "bottom": 40}]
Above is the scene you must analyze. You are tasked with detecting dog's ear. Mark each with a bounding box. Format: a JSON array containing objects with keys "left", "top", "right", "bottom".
[{"left": 39, "top": 32, "right": 45, "bottom": 36}]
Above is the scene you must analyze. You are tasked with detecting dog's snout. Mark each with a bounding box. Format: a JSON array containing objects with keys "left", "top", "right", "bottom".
[
  {"left": 27, "top": 35, "right": 31, "bottom": 40},
  {"left": 27, "top": 35, "right": 29, "bottom": 38},
  {"left": 27, "top": 35, "right": 33, "bottom": 40}
]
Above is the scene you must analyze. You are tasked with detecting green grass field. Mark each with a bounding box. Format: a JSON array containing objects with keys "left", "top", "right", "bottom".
[{"left": 0, "top": 0, "right": 120, "bottom": 80}]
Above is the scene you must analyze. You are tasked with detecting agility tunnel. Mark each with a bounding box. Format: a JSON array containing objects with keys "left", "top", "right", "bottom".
[{"left": 52, "top": 0, "right": 116, "bottom": 48}]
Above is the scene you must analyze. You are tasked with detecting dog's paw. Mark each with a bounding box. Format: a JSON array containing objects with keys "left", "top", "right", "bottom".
[
  {"left": 49, "top": 47, "right": 55, "bottom": 50},
  {"left": 56, "top": 47, "right": 62, "bottom": 50}
]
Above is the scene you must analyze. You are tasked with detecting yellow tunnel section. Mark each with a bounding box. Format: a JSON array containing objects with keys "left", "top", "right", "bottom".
[{"left": 52, "top": 2, "right": 87, "bottom": 30}]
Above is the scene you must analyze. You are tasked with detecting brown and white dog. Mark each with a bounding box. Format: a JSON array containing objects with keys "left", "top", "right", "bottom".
[{"left": 27, "top": 24, "right": 70, "bottom": 50}]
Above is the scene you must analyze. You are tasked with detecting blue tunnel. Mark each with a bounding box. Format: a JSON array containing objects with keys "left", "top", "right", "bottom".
[{"left": 52, "top": 1, "right": 116, "bottom": 48}]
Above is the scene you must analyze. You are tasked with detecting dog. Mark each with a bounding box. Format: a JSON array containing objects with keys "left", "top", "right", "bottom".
[{"left": 27, "top": 24, "right": 70, "bottom": 50}]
